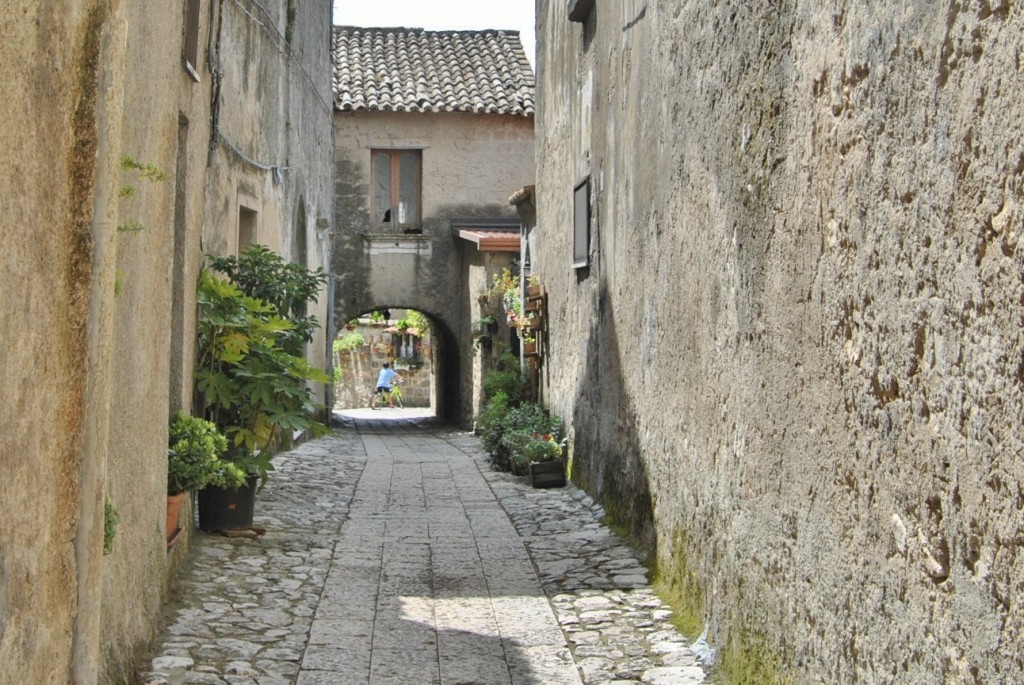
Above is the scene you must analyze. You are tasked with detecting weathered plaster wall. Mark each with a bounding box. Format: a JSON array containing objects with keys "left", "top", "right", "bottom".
[
  {"left": 535, "top": 1, "right": 1024, "bottom": 682},
  {"left": 0, "top": 0, "right": 209, "bottom": 681},
  {"left": 203, "top": 0, "right": 335, "bottom": 415},
  {"left": 0, "top": 1, "right": 333, "bottom": 682},
  {"left": 96, "top": 0, "right": 207, "bottom": 679},
  {"left": 0, "top": 3, "right": 106, "bottom": 681},
  {"left": 284, "top": 0, "right": 336, "bottom": 413},
  {"left": 332, "top": 110, "right": 533, "bottom": 422}
]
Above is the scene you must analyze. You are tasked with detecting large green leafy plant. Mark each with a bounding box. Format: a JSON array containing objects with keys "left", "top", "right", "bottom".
[
  {"left": 207, "top": 245, "right": 326, "bottom": 354},
  {"left": 195, "top": 246, "right": 329, "bottom": 484}
]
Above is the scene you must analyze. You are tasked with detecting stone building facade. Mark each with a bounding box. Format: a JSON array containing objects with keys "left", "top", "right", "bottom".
[
  {"left": 534, "top": 1, "right": 1023, "bottom": 682},
  {"left": 331, "top": 27, "right": 534, "bottom": 424},
  {"left": 0, "top": 1, "right": 333, "bottom": 682}
]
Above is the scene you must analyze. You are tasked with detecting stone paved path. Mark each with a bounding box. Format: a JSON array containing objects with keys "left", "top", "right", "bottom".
[{"left": 141, "top": 411, "right": 708, "bottom": 685}]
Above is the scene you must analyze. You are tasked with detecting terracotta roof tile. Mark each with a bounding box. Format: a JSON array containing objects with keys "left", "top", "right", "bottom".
[{"left": 332, "top": 26, "right": 535, "bottom": 117}]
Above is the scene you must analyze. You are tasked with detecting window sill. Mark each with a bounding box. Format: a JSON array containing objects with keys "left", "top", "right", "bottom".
[
  {"left": 368, "top": 225, "right": 424, "bottom": 235},
  {"left": 362, "top": 233, "right": 433, "bottom": 256}
]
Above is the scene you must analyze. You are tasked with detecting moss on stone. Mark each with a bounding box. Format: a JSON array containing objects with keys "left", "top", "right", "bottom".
[
  {"left": 713, "top": 627, "right": 794, "bottom": 685},
  {"left": 650, "top": 527, "right": 706, "bottom": 637}
]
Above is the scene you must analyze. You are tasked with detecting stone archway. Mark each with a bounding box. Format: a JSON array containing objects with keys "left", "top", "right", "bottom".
[
  {"left": 331, "top": 220, "right": 523, "bottom": 426},
  {"left": 333, "top": 304, "right": 464, "bottom": 423}
]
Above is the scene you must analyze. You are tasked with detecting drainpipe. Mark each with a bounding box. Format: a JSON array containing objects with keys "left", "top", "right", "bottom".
[
  {"left": 325, "top": 272, "right": 336, "bottom": 415},
  {"left": 71, "top": 6, "right": 126, "bottom": 683}
]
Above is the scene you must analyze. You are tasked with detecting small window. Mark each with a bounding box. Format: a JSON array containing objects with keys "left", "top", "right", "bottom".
[
  {"left": 371, "top": 149, "right": 422, "bottom": 230},
  {"left": 182, "top": 0, "right": 201, "bottom": 81},
  {"left": 573, "top": 176, "right": 590, "bottom": 269}
]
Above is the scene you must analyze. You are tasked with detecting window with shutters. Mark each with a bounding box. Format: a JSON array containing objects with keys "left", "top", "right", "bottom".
[{"left": 370, "top": 149, "right": 422, "bottom": 231}]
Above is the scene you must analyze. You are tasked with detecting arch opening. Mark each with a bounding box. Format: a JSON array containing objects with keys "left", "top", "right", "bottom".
[{"left": 331, "top": 307, "right": 461, "bottom": 421}]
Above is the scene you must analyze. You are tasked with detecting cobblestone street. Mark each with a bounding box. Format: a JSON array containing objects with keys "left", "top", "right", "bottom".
[{"left": 141, "top": 411, "right": 708, "bottom": 685}]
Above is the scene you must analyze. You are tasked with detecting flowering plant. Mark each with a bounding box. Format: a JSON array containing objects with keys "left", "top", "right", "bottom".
[{"left": 521, "top": 433, "right": 561, "bottom": 463}]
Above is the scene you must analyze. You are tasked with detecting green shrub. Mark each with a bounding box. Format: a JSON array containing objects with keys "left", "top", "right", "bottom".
[
  {"left": 395, "top": 310, "right": 429, "bottom": 336},
  {"left": 478, "top": 391, "right": 511, "bottom": 449},
  {"left": 207, "top": 245, "right": 327, "bottom": 355},
  {"left": 501, "top": 429, "right": 535, "bottom": 472},
  {"left": 482, "top": 367, "right": 528, "bottom": 404},
  {"left": 521, "top": 435, "right": 562, "bottom": 463},
  {"left": 334, "top": 332, "right": 364, "bottom": 352},
  {"left": 483, "top": 401, "right": 563, "bottom": 472},
  {"left": 205, "top": 461, "right": 249, "bottom": 490},
  {"left": 168, "top": 411, "right": 245, "bottom": 494},
  {"left": 103, "top": 496, "right": 119, "bottom": 556}
]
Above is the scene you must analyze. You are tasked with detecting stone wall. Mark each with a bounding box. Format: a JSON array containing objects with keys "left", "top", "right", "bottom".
[
  {"left": 332, "top": 110, "right": 533, "bottom": 424},
  {"left": 534, "top": 1, "right": 1023, "bottom": 682}
]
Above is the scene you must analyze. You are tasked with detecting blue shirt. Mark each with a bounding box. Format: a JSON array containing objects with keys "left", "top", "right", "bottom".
[{"left": 376, "top": 367, "right": 398, "bottom": 388}]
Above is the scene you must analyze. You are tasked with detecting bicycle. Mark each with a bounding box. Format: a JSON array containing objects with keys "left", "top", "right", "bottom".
[{"left": 369, "top": 378, "right": 404, "bottom": 410}]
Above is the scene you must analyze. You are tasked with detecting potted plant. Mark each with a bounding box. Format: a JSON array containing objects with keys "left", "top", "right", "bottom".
[
  {"left": 167, "top": 411, "right": 245, "bottom": 543},
  {"left": 482, "top": 398, "right": 562, "bottom": 475},
  {"left": 522, "top": 433, "right": 566, "bottom": 488},
  {"left": 525, "top": 275, "right": 543, "bottom": 298},
  {"left": 475, "top": 315, "right": 497, "bottom": 333},
  {"left": 475, "top": 333, "right": 493, "bottom": 351},
  {"left": 522, "top": 333, "right": 538, "bottom": 356},
  {"left": 194, "top": 245, "right": 330, "bottom": 531}
]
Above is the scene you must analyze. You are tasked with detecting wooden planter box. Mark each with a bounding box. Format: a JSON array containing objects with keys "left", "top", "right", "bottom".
[{"left": 529, "top": 460, "right": 565, "bottom": 488}]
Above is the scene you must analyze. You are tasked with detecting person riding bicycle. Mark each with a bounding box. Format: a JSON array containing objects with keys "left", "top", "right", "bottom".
[{"left": 374, "top": 362, "right": 403, "bottom": 408}]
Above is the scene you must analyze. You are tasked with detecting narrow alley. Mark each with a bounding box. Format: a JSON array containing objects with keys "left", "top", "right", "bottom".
[{"left": 140, "top": 412, "right": 708, "bottom": 685}]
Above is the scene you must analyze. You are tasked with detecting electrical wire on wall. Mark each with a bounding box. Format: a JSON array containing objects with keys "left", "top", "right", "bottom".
[{"left": 206, "top": 0, "right": 332, "bottom": 177}]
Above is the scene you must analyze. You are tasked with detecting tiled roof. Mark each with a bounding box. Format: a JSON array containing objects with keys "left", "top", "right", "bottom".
[{"left": 332, "top": 26, "right": 535, "bottom": 117}]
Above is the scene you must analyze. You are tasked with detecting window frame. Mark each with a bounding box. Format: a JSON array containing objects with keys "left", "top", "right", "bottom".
[
  {"left": 182, "top": 0, "right": 201, "bottom": 82},
  {"left": 572, "top": 175, "right": 591, "bottom": 269},
  {"left": 370, "top": 148, "right": 423, "bottom": 230}
]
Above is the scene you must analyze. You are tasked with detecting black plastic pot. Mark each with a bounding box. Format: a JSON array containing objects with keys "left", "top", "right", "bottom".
[{"left": 197, "top": 476, "right": 258, "bottom": 531}]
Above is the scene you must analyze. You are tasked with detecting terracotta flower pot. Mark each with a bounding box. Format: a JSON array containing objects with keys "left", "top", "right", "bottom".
[{"left": 166, "top": 492, "right": 187, "bottom": 544}]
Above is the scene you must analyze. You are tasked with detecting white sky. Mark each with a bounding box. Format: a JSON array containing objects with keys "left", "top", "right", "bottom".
[{"left": 332, "top": 0, "right": 536, "bottom": 68}]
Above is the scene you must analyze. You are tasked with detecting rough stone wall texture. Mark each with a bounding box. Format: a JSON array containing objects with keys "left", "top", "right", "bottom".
[
  {"left": 535, "top": 2, "right": 1023, "bottom": 683},
  {"left": 332, "top": 110, "right": 533, "bottom": 423}
]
